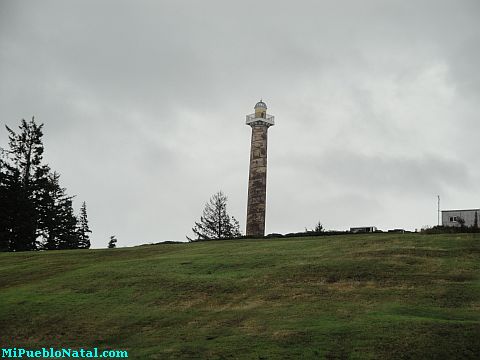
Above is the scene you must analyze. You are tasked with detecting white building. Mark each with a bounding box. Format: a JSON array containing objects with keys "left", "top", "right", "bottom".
[{"left": 442, "top": 209, "right": 479, "bottom": 227}]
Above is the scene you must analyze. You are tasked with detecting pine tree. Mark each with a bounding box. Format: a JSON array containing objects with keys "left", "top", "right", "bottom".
[
  {"left": 1, "top": 117, "right": 82, "bottom": 251},
  {"left": 2, "top": 118, "right": 49, "bottom": 251},
  {"left": 189, "top": 191, "right": 241, "bottom": 241},
  {"left": 37, "top": 172, "right": 62, "bottom": 250},
  {"left": 77, "top": 201, "right": 91, "bottom": 249},
  {"left": 108, "top": 235, "right": 117, "bottom": 248},
  {"left": 56, "top": 196, "right": 79, "bottom": 250},
  {"left": 0, "top": 150, "right": 12, "bottom": 251},
  {"left": 6, "top": 118, "right": 46, "bottom": 188},
  {"left": 0, "top": 165, "right": 36, "bottom": 251},
  {"left": 37, "top": 172, "right": 79, "bottom": 250},
  {"left": 314, "top": 221, "right": 324, "bottom": 233}
]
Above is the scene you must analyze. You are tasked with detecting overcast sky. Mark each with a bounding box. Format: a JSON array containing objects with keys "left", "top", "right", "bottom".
[{"left": 1, "top": 0, "right": 479, "bottom": 248}]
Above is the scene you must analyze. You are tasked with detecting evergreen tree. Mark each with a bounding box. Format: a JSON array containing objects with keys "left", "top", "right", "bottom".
[
  {"left": 189, "top": 191, "right": 241, "bottom": 241},
  {"left": 37, "top": 172, "right": 79, "bottom": 250},
  {"left": 108, "top": 235, "right": 117, "bottom": 248},
  {"left": 56, "top": 196, "right": 79, "bottom": 250},
  {"left": 5, "top": 118, "right": 46, "bottom": 188},
  {"left": 0, "top": 164, "right": 35, "bottom": 251},
  {"left": 1, "top": 118, "right": 49, "bottom": 251},
  {"left": 37, "top": 172, "right": 62, "bottom": 250},
  {"left": 1, "top": 117, "right": 83, "bottom": 251},
  {"left": 314, "top": 221, "right": 324, "bottom": 233},
  {"left": 77, "top": 201, "right": 91, "bottom": 249},
  {"left": 474, "top": 211, "right": 478, "bottom": 230},
  {"left": 0, "top": 150, "right": 12, "bottom": 251}
]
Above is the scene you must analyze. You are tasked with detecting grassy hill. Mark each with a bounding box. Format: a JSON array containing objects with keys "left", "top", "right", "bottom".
[{"left": 1, "top": 233, "right": 479, "bottom": 359}]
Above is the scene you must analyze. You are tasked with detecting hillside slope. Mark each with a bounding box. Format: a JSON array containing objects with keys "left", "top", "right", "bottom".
[{"left": 1, "top": 234, "right": 479, "bottom": 359}]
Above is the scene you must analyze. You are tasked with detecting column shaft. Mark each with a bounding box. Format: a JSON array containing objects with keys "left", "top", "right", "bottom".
[{"left": 246, "top": 125, "right": 269, "bottom": 236}]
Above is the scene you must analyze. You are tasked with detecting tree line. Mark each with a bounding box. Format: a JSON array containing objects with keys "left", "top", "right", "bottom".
[{"left": 0, "top": 117, "right": 91, "bottom": 251}]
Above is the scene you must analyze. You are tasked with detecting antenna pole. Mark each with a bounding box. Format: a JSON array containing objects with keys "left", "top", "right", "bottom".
[{"left": 437, "top": 195, "right": 440, "bottom": 226}]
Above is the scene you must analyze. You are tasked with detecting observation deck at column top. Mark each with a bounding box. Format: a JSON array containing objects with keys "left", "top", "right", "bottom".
[
  {"left": 245, "top": 113, "right": 275, "bottom": 126},
  {"left": 245, "top": 100, "right": 275, "bottom": 126}
]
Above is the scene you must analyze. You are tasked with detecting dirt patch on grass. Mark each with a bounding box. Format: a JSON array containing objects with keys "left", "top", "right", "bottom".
[
  {"left": 327, "top": 280, "right": 376, "bottom": 291},
  {"left": 360, "top": 247, "right": 479, "bottom": 259},
  {"left": 220, "top": 298, "right": 267, "bottom": 311}
]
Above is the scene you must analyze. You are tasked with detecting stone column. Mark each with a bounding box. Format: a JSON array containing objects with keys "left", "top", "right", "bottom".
[{"left": 246, "top": 125, "right": 269, "bottom": 236}]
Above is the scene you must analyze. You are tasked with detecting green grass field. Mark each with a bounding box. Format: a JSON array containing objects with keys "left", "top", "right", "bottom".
[{"left": 1, "top": 233, "right": 479, "bottom": 359}]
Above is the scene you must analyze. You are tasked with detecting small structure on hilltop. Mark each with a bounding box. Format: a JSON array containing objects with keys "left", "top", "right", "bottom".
[
  {"left": 388, "top": 229, "right": 406, "bottom": 234},
  {"left": 442, "top": 209, "right": 479, "bottom": 228},
  {"left": 350, "top": 226, "right": 377, "bottom": 234}
]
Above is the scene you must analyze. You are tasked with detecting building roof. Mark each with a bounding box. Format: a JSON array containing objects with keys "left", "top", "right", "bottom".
[
  {"left": 441, "top": 209, "right": 480, "bottom": 212},
  {"left": 254, "top": 100, "right": 267, "bottom": 109}
]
